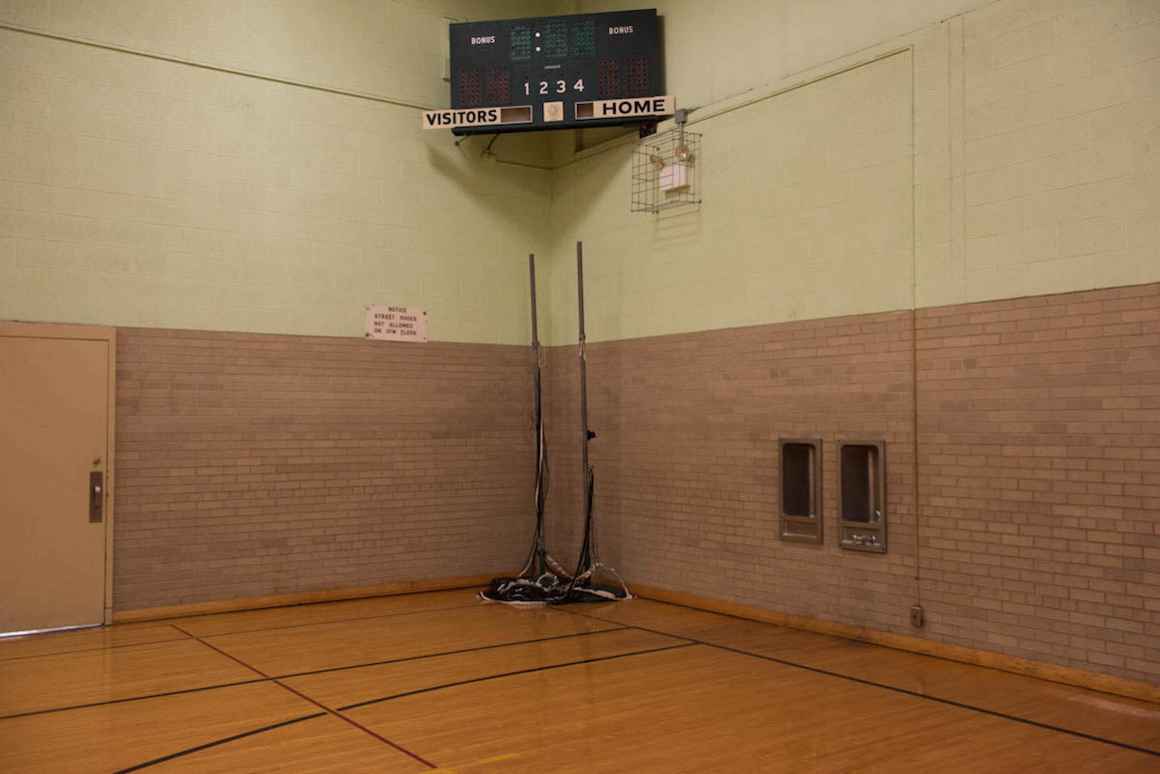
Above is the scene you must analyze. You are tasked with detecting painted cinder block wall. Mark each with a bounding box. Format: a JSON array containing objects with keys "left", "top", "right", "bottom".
[
  {"left": 0, "top": 0, "right": 559, "bottom": 344},
  {"left": 541, "top": 0, "right": 1160, "bottom": 685},
  {"left": 542, "top": 0, "right": 1160, "bottom": 344}
]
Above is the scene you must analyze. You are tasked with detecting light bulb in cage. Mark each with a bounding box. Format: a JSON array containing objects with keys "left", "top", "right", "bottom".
[
  {"left": 659, "top": 160, "right": 690, "bottom": 193},
  {"left": 631, "top": 126, "right": 702, "bottom": 214}
]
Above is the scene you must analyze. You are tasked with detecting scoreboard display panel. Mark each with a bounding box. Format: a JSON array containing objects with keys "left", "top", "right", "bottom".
[{"left": 428, "top": 9, "right": 670, "bottom": 134}]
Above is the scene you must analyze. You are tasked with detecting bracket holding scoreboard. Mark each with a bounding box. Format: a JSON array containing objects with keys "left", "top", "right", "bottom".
[{"left": 424, "top": 9, "right": 671, "bottom": 134}]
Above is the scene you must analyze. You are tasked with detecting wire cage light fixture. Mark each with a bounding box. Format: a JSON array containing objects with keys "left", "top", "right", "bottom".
[{"left": 631, "top": 111, "right": 702, "bottom": 214}]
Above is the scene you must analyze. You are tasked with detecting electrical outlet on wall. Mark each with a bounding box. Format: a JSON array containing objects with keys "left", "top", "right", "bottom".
[{"left": 910, "top": 605, "right": 925, "bottom": 628}]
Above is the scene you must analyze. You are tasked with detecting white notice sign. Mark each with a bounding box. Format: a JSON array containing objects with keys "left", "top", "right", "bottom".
[{"left": 365, "top": 305, "right": 428, "bottom": 342}]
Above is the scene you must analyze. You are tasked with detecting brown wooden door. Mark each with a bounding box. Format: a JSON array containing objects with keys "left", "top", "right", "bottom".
[{"left": 0, "top": 330, "right": 112, "bottom": 634}]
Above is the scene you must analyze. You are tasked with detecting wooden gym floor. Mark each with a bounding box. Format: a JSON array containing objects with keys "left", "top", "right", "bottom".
[{"left": 1, "top": 589, "right": 1157, "bottom": 772}]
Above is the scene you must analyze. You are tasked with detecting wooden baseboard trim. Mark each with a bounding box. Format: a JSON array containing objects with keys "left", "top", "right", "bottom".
[
  {"left": 631, "top": 583, "right": 1160, "bottom": 704},
  {"left": 112, "top": 573, "right": 498, "bottom": 623}
]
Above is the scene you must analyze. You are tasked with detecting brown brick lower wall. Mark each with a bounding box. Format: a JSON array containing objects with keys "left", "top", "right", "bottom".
[
  {"left": 916, "top": 284, "right": 1160, "bottom": 683},
  {"left": 113, "top": 328, "right": 532, "bottom": 611},
  {"left": 543, "top": 284, "right": 1160, "bottom": 685},
  {"left": 110, "top": 283, "right": 1160, "bottom": 684},
  {"left": 545, "top": 312, "right": 919, "bottom": 632}
]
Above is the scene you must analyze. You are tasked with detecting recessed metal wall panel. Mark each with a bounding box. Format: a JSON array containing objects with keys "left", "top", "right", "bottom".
[
  {"left": 838, "top": 441, "right": 887, "bottom": 553},
  {"left": 778, "top": 439, "right": 822, "bottom": 545}
]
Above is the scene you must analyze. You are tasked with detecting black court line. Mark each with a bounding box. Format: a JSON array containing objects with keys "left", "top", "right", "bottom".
[
  {"left": 339, "top": 640, "right": 697, "bottom": 711},
  {"left": 173, "top": 624, "right": 439, "bottom": 770},
  {"left": 112, "top": 712, "right": 326, "bottom": 773},
  {"left": 25, "top": 625, "right": 640, "bottom": 770},
  {"left": 0, "top": 677, "right": 268, "bottom": 722},
  {"left": 270, "top": 625, "right": 631, "bottom": 680},
  {"left": 0, "top": 593, "right": 564, "bottom": 665},
  {"left": 138, "top": 585, "right": 487, "bottom": 625},
  {"left": 0, "top": 626, "right": 630, "bottom": 723},
  {"left": 2, "top": 632, "right": 202, "bottom": 665},
  {"left": 638, "top": 595, "right": 1159, "bottom": 705},
  {"left": 180, "top": 600, "right": 484, "bottom": 639},
  {"left": 0, "top": 628, "right": 191, "bottom": 663},
  {"left": 112, "top": 639, "right": 697, "bottom": 772},
  {"left": 562, "top": 607, "right": 1160, "bottom": 758}
]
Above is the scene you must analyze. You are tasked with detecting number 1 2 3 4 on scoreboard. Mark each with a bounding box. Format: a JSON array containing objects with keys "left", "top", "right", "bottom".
[{"left": 423, "top": 9, "right": 673, "bottom": 134}]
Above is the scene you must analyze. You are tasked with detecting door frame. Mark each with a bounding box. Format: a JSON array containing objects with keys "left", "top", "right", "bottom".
[{"left": 0, "top": 321, "right": 117, "bottom": 626}]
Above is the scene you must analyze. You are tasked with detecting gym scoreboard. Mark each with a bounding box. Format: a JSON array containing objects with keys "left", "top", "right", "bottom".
[{"left": 424, "top": 9, "right": 671, "bottom": 134}]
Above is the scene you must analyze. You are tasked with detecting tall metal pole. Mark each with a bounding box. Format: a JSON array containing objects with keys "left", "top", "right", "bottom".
[
  {"left": 563, "top": 240, "right": 629, "bottom": 601},
  {"left": 529, "top": 253, "right": 541, "bottom": 462},
  {"left": 526, "top": 253, "right": 556, "bottom": 579},
  {"left": 577, "top": 241, "right": 591, "bottom": 525}
]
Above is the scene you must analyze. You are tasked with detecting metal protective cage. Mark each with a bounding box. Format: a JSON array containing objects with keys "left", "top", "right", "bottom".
[{"left": 631, "top": 124, "right": 702, "bottom": 214}]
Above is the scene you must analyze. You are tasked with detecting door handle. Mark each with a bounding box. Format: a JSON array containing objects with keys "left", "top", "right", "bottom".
[{"left": 89, "top": 471, "right": 104, "bottom": 523}]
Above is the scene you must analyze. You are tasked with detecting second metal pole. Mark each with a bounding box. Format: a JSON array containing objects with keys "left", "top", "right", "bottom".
[{"left": 577, "top": 241, "right": 591, "bottom": 513}]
